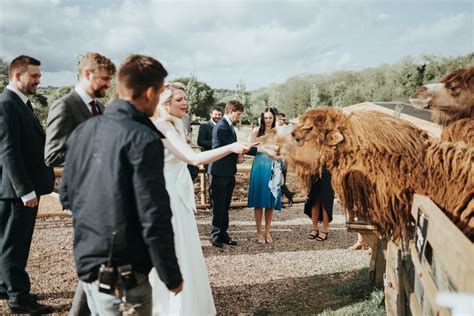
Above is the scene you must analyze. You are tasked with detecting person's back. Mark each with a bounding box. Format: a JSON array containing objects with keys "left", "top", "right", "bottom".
[{"left": 62, "top": 101, "right": 176, "bottom": 281}]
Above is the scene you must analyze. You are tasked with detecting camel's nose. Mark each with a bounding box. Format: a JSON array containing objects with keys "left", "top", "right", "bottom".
[{"left": 291, "top": 131, "right": 299, "bottom": 142}]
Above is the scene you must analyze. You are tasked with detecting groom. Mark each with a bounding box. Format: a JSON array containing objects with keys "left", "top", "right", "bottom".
[{"left": 208, "top": 100, "right": 256, "bottom": 247}]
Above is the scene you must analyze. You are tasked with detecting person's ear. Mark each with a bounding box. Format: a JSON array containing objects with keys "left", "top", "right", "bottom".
[
  {"left": 145, "top": 86, "right": 157, "bottom": 102},
  {"left": 84, "top": 68, "right": 91, "bottom": 81},
  {"left": 14, "top": 70, "right": 22, "bottom": 81}
]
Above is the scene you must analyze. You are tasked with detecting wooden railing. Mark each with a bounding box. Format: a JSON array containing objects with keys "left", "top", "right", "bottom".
[{"left": 43, "top": 166, "right": 304, "bottom": 218}]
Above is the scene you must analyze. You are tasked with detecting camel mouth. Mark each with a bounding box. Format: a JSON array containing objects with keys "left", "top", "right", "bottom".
[{"left": 409, "top": 97, "right": 431, "bottom": 110}]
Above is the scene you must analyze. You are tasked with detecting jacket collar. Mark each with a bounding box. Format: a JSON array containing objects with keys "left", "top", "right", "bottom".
[
  {"left": 104, "top": 98, "right": 149, "bottom": 120},
  {"left": 104, "top": 98, "right": 161, "bottom": 135}
]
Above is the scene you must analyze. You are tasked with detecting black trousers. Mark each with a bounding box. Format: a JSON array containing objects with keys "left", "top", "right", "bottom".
[
  {"left": 0, "top": 198, "right": 37, "bottom": 304},
  {"left": 209, "top": 175, "right": 235, "bottom": 242}
]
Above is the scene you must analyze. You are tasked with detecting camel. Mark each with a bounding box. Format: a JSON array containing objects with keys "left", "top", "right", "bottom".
[
  {"left": 410, "top": 67, "right": 474, "bottom": 146},
  {"left": 260, "top": 108, "right": 473, "bottom": 242}
]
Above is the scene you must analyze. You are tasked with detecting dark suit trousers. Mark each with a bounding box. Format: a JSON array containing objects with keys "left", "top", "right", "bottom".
[
  {"left": 209, "top": 175, "right": 235, "bottom": 241},
  {"left": 0, "top": 198, "right": 37, "bottom": 302}
]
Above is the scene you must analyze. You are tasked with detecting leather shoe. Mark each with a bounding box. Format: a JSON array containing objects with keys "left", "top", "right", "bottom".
[
  {"left": 1, "top": 293, "right": 38, "bottom": 301},
  {"left": 211, "top": 239, "right": 223, "bottom": 248},
  {"left": 9, "top": 301, "right": 53, "bottom": 314},
  {"left": 222, "top": 239, "right": 238, "bottom": 246}
]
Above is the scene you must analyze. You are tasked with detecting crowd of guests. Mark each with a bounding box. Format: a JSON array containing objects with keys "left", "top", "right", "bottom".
[{"left": 0, "top": 52, "right": 345, "bottom": 315}]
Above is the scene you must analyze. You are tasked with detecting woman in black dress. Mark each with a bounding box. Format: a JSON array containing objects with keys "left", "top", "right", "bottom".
[{"left": 304, "top": 168, "right": 334, "bottom": 241}]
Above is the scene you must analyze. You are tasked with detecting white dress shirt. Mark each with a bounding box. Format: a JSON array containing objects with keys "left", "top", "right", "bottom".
[{"left": 74, "top": 85, "right": 95, "bottom": 114}]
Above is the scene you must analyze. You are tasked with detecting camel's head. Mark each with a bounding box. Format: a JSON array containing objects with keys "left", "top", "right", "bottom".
[
  {"left": 258, "top": 108, "right": 347, "bottom": 191},
  {"left": 291, "top": 108, "right": 346, "bottom": 168},
  {"left": 410, "top": 67, "right": 474, "bottom": 126}
]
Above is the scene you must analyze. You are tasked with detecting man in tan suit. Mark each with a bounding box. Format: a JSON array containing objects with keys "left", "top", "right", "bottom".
[{"left": 45, "top": 52, "right": 115, "bottom": 167}]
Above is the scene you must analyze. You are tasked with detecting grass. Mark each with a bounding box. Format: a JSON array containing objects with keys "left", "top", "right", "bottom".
[{"left": 252, "top": 268, "right": 386, "bottom": 315}]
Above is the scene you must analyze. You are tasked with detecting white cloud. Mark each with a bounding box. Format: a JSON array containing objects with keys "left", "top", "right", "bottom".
[{"left": 0, "top": 0, "right": 472, "bottom": 90}]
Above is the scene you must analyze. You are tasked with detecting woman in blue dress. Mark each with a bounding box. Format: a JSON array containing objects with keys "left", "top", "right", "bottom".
[{"left": 248, "top": 107, "right": 283, "bottom": 244}]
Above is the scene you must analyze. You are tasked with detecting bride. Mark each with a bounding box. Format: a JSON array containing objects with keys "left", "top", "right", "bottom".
[{"left": 149, "top": 82, "right": 251, "bottom": 315}]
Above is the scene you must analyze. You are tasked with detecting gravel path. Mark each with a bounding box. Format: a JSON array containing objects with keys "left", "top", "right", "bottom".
[{"left": 0, "top": 195, "right": 371, "bottom": 315}]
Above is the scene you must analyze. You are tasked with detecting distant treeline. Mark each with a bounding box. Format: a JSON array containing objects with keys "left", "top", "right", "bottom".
[
  {"left": 246, "top": 53, "right": 474, "bottom": 121},
  {"left": 1, "top": 53, "right": 473, "bottom": 127}
]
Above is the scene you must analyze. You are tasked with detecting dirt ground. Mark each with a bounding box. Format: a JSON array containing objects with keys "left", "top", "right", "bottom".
[{"left": 0, "top": 191, "right": 376, "bottom": 315}]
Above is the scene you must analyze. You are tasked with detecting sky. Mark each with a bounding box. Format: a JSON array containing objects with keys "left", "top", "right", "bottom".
[{"left": 0, "top": 0, "right": 473, "bottom": 90}]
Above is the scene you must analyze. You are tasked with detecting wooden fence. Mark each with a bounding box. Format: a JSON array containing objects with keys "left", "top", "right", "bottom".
[
  {"left": 40, "top": 166, "right": 305, "bottom": 218},
  {"left": 384, "top": 194, "right": 474, "bottom": 316}
]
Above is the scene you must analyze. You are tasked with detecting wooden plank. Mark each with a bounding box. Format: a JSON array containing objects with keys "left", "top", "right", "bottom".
[
  {"left": 408, "top": 292, "right": 422, "bottom": 316},
  {"left": 410, "top": 242, "right": 451, "bottom": 316},
  {"left": 411, "top": 194, "right": 474, "bottom": 292},
  {"left": 385, "top": 241, "right": 403, "bottom": 316}
]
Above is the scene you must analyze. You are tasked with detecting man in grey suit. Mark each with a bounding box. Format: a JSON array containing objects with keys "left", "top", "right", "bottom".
[
  {"left": 44, "top": 52, "right": 115, "bottom": 316},
  {"left": 45, "top": 52, "right": 115, "bottom": 167},
  {"left": 0, "top": 55, "right": 55, "bottom": 314}
]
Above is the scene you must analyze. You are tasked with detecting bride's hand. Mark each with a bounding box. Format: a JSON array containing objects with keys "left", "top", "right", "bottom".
[{"left": 230, "top": 142, "right": 257, "bottom": 154}]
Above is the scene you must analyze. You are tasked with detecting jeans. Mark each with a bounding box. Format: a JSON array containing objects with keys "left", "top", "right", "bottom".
[{"left": 82, "top": 272, "right": 152, "bottom": 316}]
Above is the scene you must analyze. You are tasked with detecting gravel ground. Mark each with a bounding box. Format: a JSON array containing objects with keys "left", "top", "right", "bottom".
[{"left": 0, "top": 192, "right": 371, "bottom": 315}]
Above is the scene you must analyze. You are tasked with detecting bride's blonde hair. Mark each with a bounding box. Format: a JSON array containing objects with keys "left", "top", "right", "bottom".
[{"left": 152, "top": 82, "right": 187, "bottom": 121}]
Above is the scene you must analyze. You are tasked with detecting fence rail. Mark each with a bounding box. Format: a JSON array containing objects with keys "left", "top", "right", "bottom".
[{"left": 42, "top": 166, "right": 303, "bottom": 218}]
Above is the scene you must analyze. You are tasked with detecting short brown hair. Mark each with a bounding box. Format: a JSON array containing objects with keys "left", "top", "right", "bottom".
[
  {"left": 117, "top": 54, "right": 168, "bottom": 100},
  {"left": 225, "top": 100, "right": 244, "bottom": 113},
  {"left": 78, "top": 52, "right": 116, "bottom": 77},
  {"left": 8, "top": 55, "right": 41, "bottom": 80}
]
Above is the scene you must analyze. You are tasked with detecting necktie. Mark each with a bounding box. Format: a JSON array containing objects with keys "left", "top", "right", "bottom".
[
  {"left": 90, "top": 100, "right": 100, "bottom": 116},
  {"left": 26, "top": 100, "right": 34, "bottom": 112}
]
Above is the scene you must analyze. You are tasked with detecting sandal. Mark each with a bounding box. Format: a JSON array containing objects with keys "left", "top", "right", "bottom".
[
  {"left": 308, "top": 230, "right": 318, "bottom": 240},
  {"left": 316, "top": 231, "right": 328, "bottom": 241}
]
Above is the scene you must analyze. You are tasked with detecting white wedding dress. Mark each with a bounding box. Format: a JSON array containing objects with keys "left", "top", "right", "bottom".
[{"left": 149, "top": 109, "right": 216, "bottom": 316}]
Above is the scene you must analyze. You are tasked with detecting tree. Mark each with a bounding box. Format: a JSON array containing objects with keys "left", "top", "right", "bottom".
[
  {"left": 0, "top": 58, "right": 8, "bottom": 93},
  {"left": 234, "top": 80, "right": 252, "bottom": 124},
  {"left": 174, "top": 75, "right": 215, "bottom": 119}
]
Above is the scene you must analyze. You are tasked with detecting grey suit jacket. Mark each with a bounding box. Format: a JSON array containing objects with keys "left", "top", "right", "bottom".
[{"left": 44, "top": 89, "right": 105, "bottom": 167}]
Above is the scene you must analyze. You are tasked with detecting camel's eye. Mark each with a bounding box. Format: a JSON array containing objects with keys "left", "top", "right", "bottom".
[{"left": 446, "top": 83, "right": 461, "bottom": 95}]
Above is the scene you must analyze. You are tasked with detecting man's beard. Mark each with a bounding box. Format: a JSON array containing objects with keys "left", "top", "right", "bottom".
[
  {"left": 212, "top": 117, "right": 220, "bottom": 123},
  {"left": 93, "top": 88, "right": 107, "bottom": 98}
]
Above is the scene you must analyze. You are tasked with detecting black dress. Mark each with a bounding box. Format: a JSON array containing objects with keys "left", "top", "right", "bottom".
[{"left": 303, "top": 168, "right": 334, "bottom": 222}]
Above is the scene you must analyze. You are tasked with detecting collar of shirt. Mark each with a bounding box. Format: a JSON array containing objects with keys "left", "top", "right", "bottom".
[
  {"left": 75, "top": 85, "right": 95, "bottom": 113},
  {"left": 6, "top": 85, "right": 29, "bottom": 105},
  {"left": 210, "top": 119, "right": 217, "bottom": 126},
  {"left": 223, "top": 115, "right": 233, "bottom": 126}
]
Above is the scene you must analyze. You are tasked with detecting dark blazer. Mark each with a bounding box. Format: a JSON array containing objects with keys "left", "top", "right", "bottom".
[
  {"left": 209, "top": 118, "right": 257, "bottom": 177},
  {"left": 0, "top": 89, "right": 54, "bottom": 199},
  {"left": 197, "top": 120, "right": 215, "bottom": 151},
  {"left": 45, "top": 89, "right": 105, "bottom": 167},
  {"left": 60, "top": 99, "right": 182, "bottom": 289}
]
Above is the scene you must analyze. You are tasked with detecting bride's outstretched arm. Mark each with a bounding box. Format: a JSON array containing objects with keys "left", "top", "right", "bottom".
[{"left": 155, "top": 121, "right": 247, "bottom": 166}]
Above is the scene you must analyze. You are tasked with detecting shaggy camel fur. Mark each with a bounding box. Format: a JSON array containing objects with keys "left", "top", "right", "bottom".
[
  {"left": 262, "top": 108, "right": 473, "bottom": 241},
  {"left": 410, "top": 67, "right": 474, "bottom": 146}
]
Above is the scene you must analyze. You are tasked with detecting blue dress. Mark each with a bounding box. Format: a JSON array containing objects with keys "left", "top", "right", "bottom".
[{"left": 248, "top": 153, "right": 282, "bottom": 211}]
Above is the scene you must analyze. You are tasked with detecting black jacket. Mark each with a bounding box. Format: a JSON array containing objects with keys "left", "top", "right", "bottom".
[
  {"left": 197, "top": 120, "right": 214, "bottom": 151},
  {"left": 0, "top": 88, "right": 54, "bottom": 199},
  {"left": 60, "top": 99, "right": 182, "bottom": 289}
]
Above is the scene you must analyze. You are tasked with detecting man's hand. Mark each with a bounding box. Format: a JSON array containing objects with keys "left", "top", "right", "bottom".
[
  {"left": 170, "top": 282, "right": 184, "bottom": 295},
  {"left": 23, "top": 197, "right": 39, "bottom": 208}
]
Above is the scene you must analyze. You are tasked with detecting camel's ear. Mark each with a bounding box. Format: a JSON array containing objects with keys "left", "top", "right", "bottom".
[{"left": 325, "top": 130, "right": 344, "bottom": 146}]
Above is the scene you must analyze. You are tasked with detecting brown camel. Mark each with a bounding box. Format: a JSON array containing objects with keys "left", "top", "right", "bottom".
[
  {"left": 410, "top": 67, "right": 474, "bottom": 146},
  {"left": 261, "top": 108, "right": 473, "bottom": 241}
]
